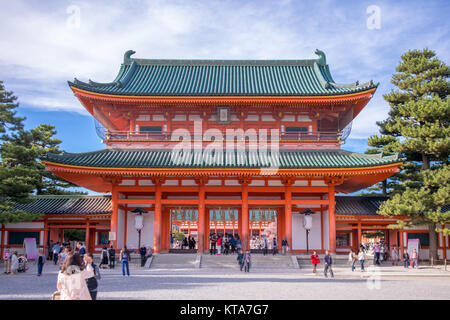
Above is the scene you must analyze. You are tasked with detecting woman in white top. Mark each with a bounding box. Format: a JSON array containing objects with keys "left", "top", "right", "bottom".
[
  {"left": 10, "top": 251, "right": 19, "bottom": 275},
  {"left": 56, "top": 252, "right": 94, "bottom": 300}
]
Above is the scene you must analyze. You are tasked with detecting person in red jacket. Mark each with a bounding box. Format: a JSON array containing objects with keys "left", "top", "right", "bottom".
[{"left": 310, "top": 250, "right": 320, "bottom": 274}]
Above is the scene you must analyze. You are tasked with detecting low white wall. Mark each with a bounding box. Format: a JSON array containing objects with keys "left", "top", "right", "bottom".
[
  {"left": 126, "top": 211, "right": 154, "bottom": 250},
  {"left": 292, "top": 212, "right": 325, "bottom": 250}
]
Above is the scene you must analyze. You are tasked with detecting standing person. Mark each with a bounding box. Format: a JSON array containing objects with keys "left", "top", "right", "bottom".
[
  {"left": 84, "top": 253, "right": 101, "bottom": 300},
  {"left": 262, "top": 237, "right": 268, "bottom": 256},
  {"left": 402, "top": 249, "right": 410, "bottom": 268},
  {"left": 272, "top": 237, "right": 278, "bottom": 255},
  {"left": 78, "top": 242, "right": 86, "bottom": 260},
  {"left": 281, "top": 237, "right": 288, "bottom": 255},
  {"left": 373, "top": 243, "right": 381, "bottom": 265},
  {"left": 391, "top": 245, "right": 399, "bottom": 266},
  {"left": 410, "top": 249, "right": 419, "bottom": 269},
  {"left": 58, "top": 247, "right": 69, "bottom": 269},
  {"left": 10, "top": 251, "right": 19, "bottom": 275},
  {"left": 120, "top": 246, "right": 131, "bottom": 277},
  {"left": 358, "top": 248, "right": 366, "bottom": 271},
  {"left": 243, "top": 250, "right": 251, "bottom": 272},
  {"left": 310, "top": 250, "right": 320, "bottom": 274},
  {"left": 99, "top": 246, "right": 109, "bottom": 269},
  {"left": 48, "top": 240, "right": 54, "bottom": 261},
  {"left": 237, "top": 250, "right": 244, "bottom": 271},
  {"left": 36, "top": 248, "right": 46, "bottom": 276},
  {"left": 230, "top": 235, "right": 236, "bottom": 254},
  {"left": 323, "top": 250, "right": 334, "bottom": 278},
  {"left": 217, "top": 235, "right": 222, "bottom": 255},
  {"left": 57, "top": 252, "right": 94, "bottom": 300},
  {"left": 139, "top": 245, "right": 147, "bottom": 267},
  {"left": 210, "top": 233, "right": 217, "bottom": 255},
  {"left": 379, "top": 244, "right": 385, "bottom": 263},
  {"left": 348, "top": 249, "right": 357, "bottom": 272},
  {"left": 3, "top": 247, "right": 11, "bottom": 274},
  {"left": 108, "top": 245, "right": 115, "bottom": 269},
  {"left": 235, "top": 235, "right": 242, "bottom": 253},
  {"left": 53, "top": 242, "right": 61, "bottom": 265}
]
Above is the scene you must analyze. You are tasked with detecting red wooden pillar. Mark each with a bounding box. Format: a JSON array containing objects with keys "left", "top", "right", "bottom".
[
  {"left": 43, "top": 218, "right": 48, "bottom": 252},
  {"left": 399, "top": 230, "right": 404, "bottom": 254},
  {"left": 154, "top": 181, "right": 162, "bottom": 253},
  {"left": 198, "top": 182, "right": 206, "bottom": 253},
  {"left": 85, "top": 220, "right": 90, "bottom": 252},
  {"left": 1, "top": 224, "right": 5, "bottom": 256},
  {"left": 328, "top": 184, "right": 336, "bottom": 253},
  {"left": 241, "top": 181, "right": 249, "bottom": 251},
  {"left": 111, "top": 183, "right": 119, "bottom": 250},
  {"left": 284, "top": 185, "right": 292, "bottom": 254}
]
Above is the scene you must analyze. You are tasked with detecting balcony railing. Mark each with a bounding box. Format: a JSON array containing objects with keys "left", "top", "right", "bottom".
[{"left": 104, "top": 131, "right": 341, "bottom": 143}]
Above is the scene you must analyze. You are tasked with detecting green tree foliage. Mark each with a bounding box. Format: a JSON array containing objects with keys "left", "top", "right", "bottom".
[
  {"left": 0, "top": 81, "right": 84, "bottom": 224},
  {"left": 368, "top": 49, "right": 449, "bottom": 260}
]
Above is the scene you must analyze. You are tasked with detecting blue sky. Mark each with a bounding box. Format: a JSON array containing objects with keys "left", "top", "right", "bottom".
[{"left": 0, "top": 0, "right": 449, "bottom": 194}]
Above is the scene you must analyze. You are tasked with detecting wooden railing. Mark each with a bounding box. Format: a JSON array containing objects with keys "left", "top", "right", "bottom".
[{"left": 105, "top": 131, "right": 341, "bottom": 143}]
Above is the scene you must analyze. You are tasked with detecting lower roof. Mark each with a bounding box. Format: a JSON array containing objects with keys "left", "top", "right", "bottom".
[{"left": 11, "top": 195, "right": 429, "bottom": 217}]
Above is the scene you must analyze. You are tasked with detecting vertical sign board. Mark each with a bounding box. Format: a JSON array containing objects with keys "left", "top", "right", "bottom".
[
  {"left": 23, "top": 238, "right": 38, "bottom": 260},
  {"left": 109, "top": 232, "right": 116, "bottom": 241}
]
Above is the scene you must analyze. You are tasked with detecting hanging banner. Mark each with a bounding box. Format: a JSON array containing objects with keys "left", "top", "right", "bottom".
[{"left": 23, "top": 238, "right": 38, "bottom": 260}]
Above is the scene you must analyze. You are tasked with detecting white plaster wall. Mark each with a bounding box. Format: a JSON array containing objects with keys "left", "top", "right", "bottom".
[
  {"left": 126, "top": 211, "right": 154, "bottom": 249},
  {"left": 5, "top": 222, "right": 44, "bottom": 229},
  {"left": 292, "top": 213, "right": 323, "bottom": 250},
  {"left": 117, "top": 208, "right": 125, "bottom": 249},
  {"left": 323, "top": 209, "right": 329, "bottom": 250}
]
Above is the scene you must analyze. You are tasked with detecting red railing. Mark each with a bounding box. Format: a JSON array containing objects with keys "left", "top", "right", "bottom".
[{"left": 105, "top": 131, "right": 341, "bottom": 143}]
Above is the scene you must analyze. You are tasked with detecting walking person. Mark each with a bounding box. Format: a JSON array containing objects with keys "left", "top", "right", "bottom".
[
  {"left": 310, "top": 250, "right": 320, "bottom": 274},
  {"left": 235, "top": 235, "right": 242, "bottom": 253},
  {"left": 410, "top": 249, "right": 419, "bottom": 269},
  {"left": 210, "top": 233, "right": 217, "bottom": 255},
  {"left": 84, "top": 253, "right": 101, "bottom": 300},
  {"left": 358, "top": 248, "right": 366, "bottom": 271},
  {"left": 323, "top": 250, "right": 334, "bottom": 278},
  {"left": 3, "top": 247, "right": 11, "bottom": 274},
  {"left": 77, "top": 242, "right": 86, "bottom": 260},
  {"left": 281, "top": 237, "right": 288, "bottom": 255},
  {"left": 108, "top": 245, "right": 115, "bottom": 269},
  {"left": 402, "top": 249, "right": 410, "bottom": 268},
  {"left": 262, "top": 237, "right": 269, "bottom": 256},
  {"left": 56, "top": 252, "right": 94, "bottom": 300},
  {"left": 243, "top": 250, "right": 251, "bottom": 272},
  {"left": 36, "top": 248, "right": 46, "bottom": 276},
  {"left": 348, "top": 249, "right": 357, "bottom": 272},
  {"left": 120, "top": 246, "right": 131, "bottom": 276},
  {"left": 48, "top": 240, "right": 54, "bottom": 261},
  {"left": 272, "top": 237, "right": 278, "bottom": 255},
  {"left": 139, "top": 245, "right": 147, "bottom": 267}
]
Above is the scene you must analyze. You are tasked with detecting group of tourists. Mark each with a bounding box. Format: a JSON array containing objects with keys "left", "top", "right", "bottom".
[
  {"left": 209, "top": 233, "right": 242, "bottom": 255},
  {"left": 2, "top": 247, "right": 33, "bottom": 275},
  {"left": 310, "top": 250, "right": 335, "bottom": 277},
  {"left": 250, "top": 236, "right": 279, "bottom": 255}
]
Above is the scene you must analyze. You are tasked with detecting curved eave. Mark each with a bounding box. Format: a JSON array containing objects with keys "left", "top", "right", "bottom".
[
  {"left": 42, "top": 160, "right": 402, "bottom": 176},
  {"left": 69, "top": 85, "right": 377, "bottom": 105}
]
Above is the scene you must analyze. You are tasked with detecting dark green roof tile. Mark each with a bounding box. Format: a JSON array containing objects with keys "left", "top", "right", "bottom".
[
  {"left": 69, "top": 50, "right": 378, "bottom": 97},
  {"left": 42, "top": 149, "right": 401, "bottom": 169}
]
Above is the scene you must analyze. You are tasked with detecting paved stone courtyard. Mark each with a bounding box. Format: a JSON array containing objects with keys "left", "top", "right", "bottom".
[{"left": 1, "top": 263, "right": 449, "bottom": 300}]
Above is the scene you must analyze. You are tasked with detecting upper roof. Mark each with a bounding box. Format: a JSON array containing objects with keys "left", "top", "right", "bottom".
[
  {"left": 42, "top": 149, "right": 400, "bottom": 169},
  {"left": 68, "top": 50, "right": 378, "bottom": 97}
]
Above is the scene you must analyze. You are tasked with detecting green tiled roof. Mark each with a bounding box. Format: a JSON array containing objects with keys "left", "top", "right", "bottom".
[
  {"left": 13, "top": 195, "right": 111, "bottom": 215},
  {"left": 42, "top": 149, "right": 400, "bottom": 169},
  {"left": 335, "top": 196, "right": 388, "bottom": 216},
  {"left": 69, "top": 50, "right": 378, "bottom": 97}
]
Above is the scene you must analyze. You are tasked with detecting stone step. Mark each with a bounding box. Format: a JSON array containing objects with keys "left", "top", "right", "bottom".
[
  {"left": 201, "top": 254, "right": 295, "bottom": 269},
  {"left": 151, "top": 254, "right": 198, "bottom": 269}
]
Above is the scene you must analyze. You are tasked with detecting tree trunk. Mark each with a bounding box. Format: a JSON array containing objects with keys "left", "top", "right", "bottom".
[
  {"left": 382, "top": 180, "right": 387, "bottom": 196},
  {"left": 428, "top": 223, "right": 439, "bottom": 261},
  {"left": 422, "top": 153, "right": 430, "bottom": 170}
]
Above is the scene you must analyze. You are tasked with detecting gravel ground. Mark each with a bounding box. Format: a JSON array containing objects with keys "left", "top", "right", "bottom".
[{"left": 0, "top": 264, "right": 449, "bottom": 300}]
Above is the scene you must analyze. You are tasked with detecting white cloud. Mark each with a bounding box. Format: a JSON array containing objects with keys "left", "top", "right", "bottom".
[{"left": 0, "top": 0, "right": 448, "bottom": 140}]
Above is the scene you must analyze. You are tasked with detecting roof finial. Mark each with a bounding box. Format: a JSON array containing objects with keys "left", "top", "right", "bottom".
[
  {"left": 314, "top": 49, "right": 326, "bottom": 66},
  {"left": 124, "top": 50, "right": 136, "bottom": 64}
]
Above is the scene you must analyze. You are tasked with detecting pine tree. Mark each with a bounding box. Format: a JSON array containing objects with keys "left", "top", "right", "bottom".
[{"left": 369, "top": 49, "right": 450, "bottom": 260}]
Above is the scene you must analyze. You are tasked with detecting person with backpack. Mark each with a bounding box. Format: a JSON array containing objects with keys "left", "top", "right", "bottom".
[
  {"left": 52, "top": 242, "right": 61, "bottom": 265},
  {"left": 281, "top": 237, "right": 289, "bottom": 255},
  {"left": 120, "top": 246, "right": 131, "bottom": 277},
  {"left": 36, "top": 248, "right": 46, "bottom": 276},
  {"left": 84, "top": 253, "right": 101, "bottom": 300},
  {"left": 139, "top": 245, "right": 147, "bottom": 267},
  {"left": 108, "top": 245, "right": 116, "bottom": 269}
]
